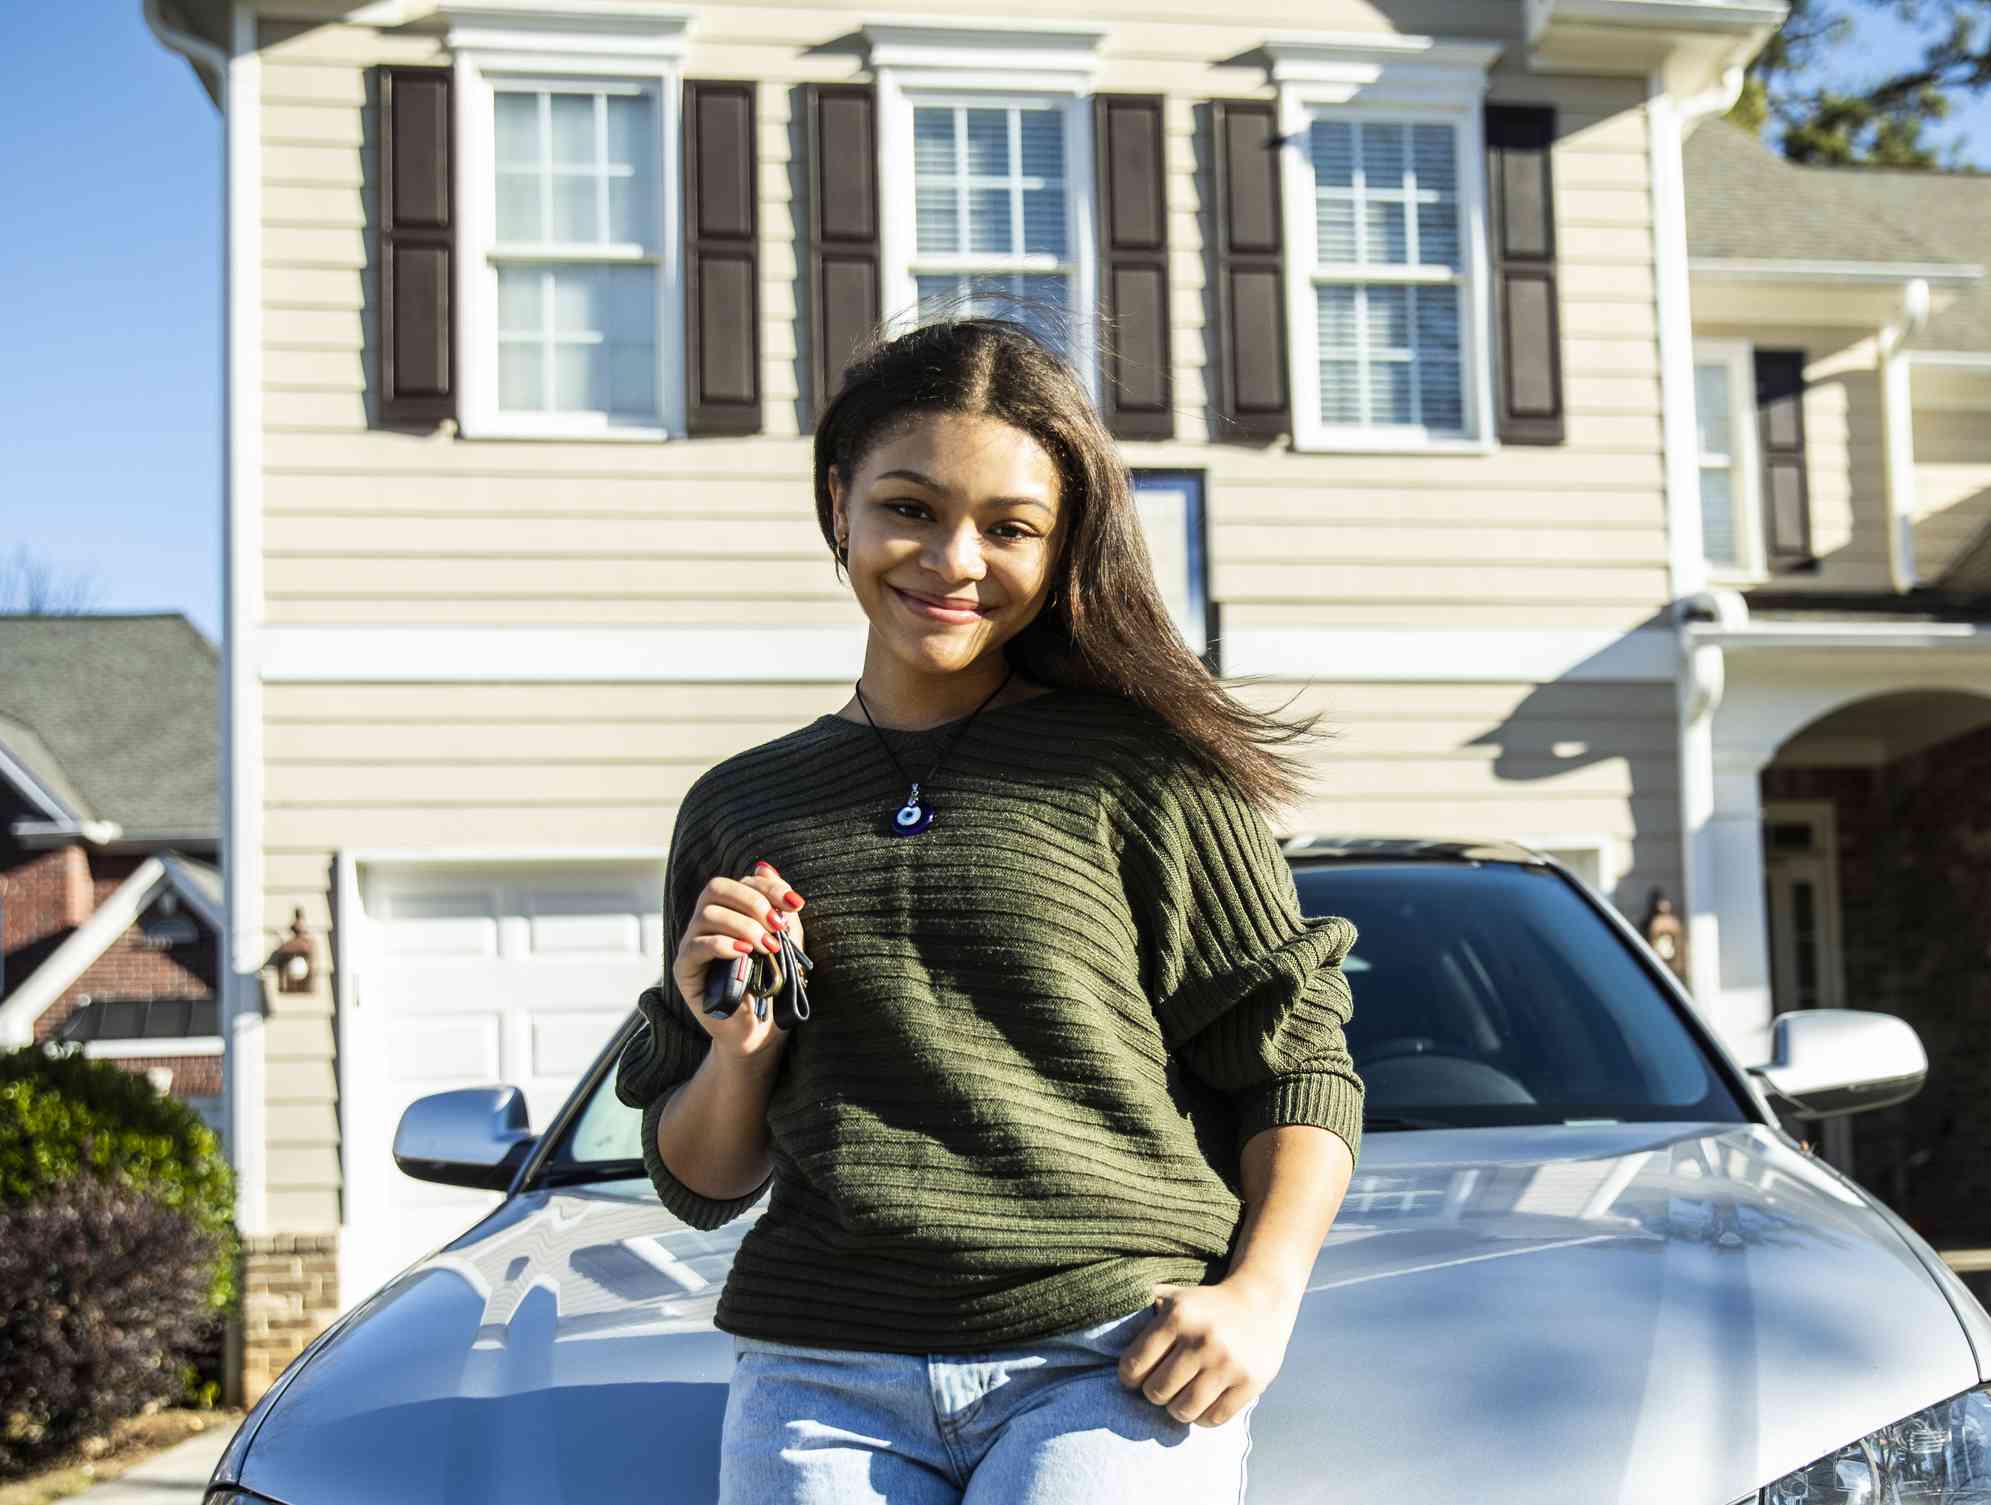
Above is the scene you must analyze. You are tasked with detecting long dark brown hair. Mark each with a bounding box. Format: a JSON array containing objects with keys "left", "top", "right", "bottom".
[{"left": 813, "top": 316, "right": 1332, "bottom": 818}]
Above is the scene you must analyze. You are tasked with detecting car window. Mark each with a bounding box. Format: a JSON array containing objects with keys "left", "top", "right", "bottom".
[{"left": 1292, "top": 861, "right": 1747, "bottom": 1128}]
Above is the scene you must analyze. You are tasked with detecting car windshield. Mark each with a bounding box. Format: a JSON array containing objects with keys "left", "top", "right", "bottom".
[
  {"left": 537, "top": 858, "right": 1749, "bottom": 1180},
  {"left": 1291, "top": 860, "right": 1747, "bottom": 1129}
]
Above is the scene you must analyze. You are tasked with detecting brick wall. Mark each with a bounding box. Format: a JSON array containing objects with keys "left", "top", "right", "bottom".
[
  {"left": 30, "top": 853, "right": 218, "bottom": 1041},
  {"left": 91, "top": 1052, "right": 224, "bottom": 1097},
  {"left": 0, "top": 842, "right": 92, "bottom": 992},
  {"left": 236, "top": 1233, "right": 340, "bottom": 1406},
  {"left": 1764, "top": 722, "right": 1991, "bottom": 1245}
]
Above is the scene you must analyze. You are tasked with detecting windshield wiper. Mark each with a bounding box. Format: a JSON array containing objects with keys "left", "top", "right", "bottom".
[
  {"left": 1361, "top": 1114, "right": 1455, "bottom": 1132},
  {"left": 530, "top": 1158, "right": 648, "bottom": 1189}
]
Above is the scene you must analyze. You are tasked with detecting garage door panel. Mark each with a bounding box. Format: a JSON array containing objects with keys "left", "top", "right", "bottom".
[
  {"left": 385, "top": 1014, "right": 503, "bottom": 1083},
  {"left": 532, "top": 1010, "right": 626, "bottom": 1078},
  {"left": 376, "top": 887, "right": 502, "bottom": 957}
]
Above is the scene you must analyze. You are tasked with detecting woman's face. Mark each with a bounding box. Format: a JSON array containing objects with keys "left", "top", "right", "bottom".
[{"left": 829, "top": 411, "right": 1064, "bottom": 676}]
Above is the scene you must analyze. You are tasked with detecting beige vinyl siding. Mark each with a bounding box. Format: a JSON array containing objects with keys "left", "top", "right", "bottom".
[
  {"left": 258, "top": 13, "right": 1666, "bottom": 635},
  {"left": 1912, "top": 406, "right": 1991, "bottom": 580},
  {"left": 262, "top": 676, "right": 1678, "bottom": 935}
]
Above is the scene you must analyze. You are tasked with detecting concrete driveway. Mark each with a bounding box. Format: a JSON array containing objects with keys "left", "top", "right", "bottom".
[{"left": 65, "top": 1425, "right": 234, "bottom": 1503}]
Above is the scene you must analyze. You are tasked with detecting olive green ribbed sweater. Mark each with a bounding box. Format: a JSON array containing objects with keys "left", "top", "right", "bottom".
[{"left": 612, "top": 686, "right": 1362, "bottom": 1353}]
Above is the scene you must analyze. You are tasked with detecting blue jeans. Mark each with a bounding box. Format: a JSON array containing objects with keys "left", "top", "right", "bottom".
[{"left": 716, "top": 1305, "right": 1258, "bottom": 1504}]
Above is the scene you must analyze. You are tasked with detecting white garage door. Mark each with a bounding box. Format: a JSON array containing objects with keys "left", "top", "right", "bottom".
[{"left": 341, "top": 862, "right": 663, "bottom": 1308}]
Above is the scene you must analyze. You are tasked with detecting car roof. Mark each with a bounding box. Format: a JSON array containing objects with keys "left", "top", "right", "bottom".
[{"left": 1279, "top": 834, "right": 1553, "bottom": 866}]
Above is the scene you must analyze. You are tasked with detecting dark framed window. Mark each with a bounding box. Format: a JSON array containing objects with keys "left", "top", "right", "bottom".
[{"left": 1129, "top": 469, "right": 1214, "bottom": 673}]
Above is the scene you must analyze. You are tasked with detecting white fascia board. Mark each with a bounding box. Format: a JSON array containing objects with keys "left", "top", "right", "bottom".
[
  {"left": 435, "top": 2, "right": 694, "bottom": 59},
  {"left": 1688, "top": 622, "right": 1991, "bottom": 652},
  {"left": 259, "top": 625, "right": 1681, "bottom": 685},
  {"left": 863, "top": 20, "right": 1106, "bottom": 82},
  {"left": 83, "top": 1038, "right": 226, "bottom": 1061},
  {"left": 1690, "top": 258, "right": 1983, "bottom": 286},
  {"left": 0, "top": 857, "right": 167, "bottom": 1048},
  {"left": 1528, "top": 0, "right": 1787, "bottom": 43},
  {"left": 1909, "top": 350, "right": 1991, "bottom": 369},
  {"left": 1263, "top": 34, "right": 1503, "bottom": 98},
  {"left": 159, "top": 853, "right": 228, "bottom": 934}
]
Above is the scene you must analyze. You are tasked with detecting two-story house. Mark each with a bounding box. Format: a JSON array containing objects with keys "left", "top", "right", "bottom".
[
  {"left": 1682, "top": 119, "right": 1991, "bottom": 1244},
  {"left": 145, "top": 0, "right": 1793, "bottom": 1398}
]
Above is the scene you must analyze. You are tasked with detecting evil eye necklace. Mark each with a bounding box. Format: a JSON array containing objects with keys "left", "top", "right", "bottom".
[{"left": 853, "top": 666, "right": 1014, "bottom": 837}]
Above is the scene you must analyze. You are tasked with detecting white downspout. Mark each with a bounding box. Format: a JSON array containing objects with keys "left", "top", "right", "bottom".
[
  {"left": 1652, "top": 63, "right": 1744, "bottom": 1020},
  {"left": 1879, "top": 278, "right": 1930, "bottom": 593},
  {"left": 142, "top": 0, "right": 269, "bottom": 1240}
]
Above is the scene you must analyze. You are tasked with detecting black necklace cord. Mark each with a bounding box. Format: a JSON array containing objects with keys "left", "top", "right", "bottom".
[{"left": 853, "top": 666, "right": 1015, "bottom": 815}]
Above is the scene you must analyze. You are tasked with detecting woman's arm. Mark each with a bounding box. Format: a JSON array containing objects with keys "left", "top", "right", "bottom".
[
  {"left": 1117, "top": 1123, "right": 1355, "bottom": 1426},
  {"left": 653, "top": 1045, "right": 784, "bottom": 1200}
]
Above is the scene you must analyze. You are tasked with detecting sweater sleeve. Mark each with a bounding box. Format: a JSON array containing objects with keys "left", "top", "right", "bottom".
[
  {"left": 612, "top": 790, "right": 772, "bottom": 1230},
  {"left": 1116, "top": 747, "right": 1365, "bottom": 1165}
]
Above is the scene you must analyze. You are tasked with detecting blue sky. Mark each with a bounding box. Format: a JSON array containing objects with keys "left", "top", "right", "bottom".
[{"left": 4, "top": 3, "right": 1986, "bottom": 655}]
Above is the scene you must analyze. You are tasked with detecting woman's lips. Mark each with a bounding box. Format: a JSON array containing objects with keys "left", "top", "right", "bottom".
[{"left": 891, "top": 585, "right": 988, "bottom": 624}]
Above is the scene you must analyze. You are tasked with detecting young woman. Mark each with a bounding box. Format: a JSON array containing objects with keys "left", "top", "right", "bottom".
[{"left": 614, "top": 317, "right": 1362, "bottom": 1505}]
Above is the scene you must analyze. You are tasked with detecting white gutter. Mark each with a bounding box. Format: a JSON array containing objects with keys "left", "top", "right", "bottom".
[
  {"left": 143, "top": 0, "right": 267, "bottom": 1238},
  {"left": 1652, "top": 63, "right": 1744, "bottom": 1017},
  {"left": 1878, "top": 278, "right": 1931, "bottom": 593}
]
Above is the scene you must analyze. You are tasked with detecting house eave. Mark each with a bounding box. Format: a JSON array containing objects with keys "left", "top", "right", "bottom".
[{"left": 1523, "top": 0, "right": 1786, "bottom": 93}]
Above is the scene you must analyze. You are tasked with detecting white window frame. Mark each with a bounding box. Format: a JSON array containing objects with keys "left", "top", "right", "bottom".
[
  {"left": 1268, "top": 35, "right": 1500, "bottom": 454},
  {"left": 446, "top": 9, "right": 693, "bottom": 442},
  {"left": 868, "top": 23, "right": 1103, "bottom": 400},
  {"left": 1692, "top": 337, "right": 1765, "bottom": 584}
]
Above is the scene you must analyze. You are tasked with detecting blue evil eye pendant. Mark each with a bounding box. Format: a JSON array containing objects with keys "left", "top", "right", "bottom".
[{"left": 890, "top": 783, "right": 935, "bottom": 836}]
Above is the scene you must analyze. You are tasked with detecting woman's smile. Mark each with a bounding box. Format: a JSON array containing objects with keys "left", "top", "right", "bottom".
[{"left": 890, "top": 584, "right": 992, "bottom": 623}]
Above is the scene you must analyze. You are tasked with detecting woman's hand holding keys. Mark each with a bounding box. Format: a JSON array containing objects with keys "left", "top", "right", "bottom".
[{"left": 670, "top": 858, "right": 807, "bottom": 1072}]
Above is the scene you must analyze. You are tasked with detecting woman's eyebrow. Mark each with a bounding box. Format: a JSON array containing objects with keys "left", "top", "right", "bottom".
[{"left": 873, "top": 468, "right": 1055, "bottom": 517}]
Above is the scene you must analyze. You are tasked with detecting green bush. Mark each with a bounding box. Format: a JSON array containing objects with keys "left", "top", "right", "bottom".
[{"left": 0, "top": 1046, "right": 237, "bottom": 1312}]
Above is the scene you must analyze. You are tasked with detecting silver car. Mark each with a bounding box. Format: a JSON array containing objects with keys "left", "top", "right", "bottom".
[{"left": 204, "top": 840, "right": 1989, "bottom": 1505}]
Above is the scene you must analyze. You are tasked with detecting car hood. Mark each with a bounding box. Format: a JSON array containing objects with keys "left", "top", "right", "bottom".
[{"left": 227, "top": 1124, "right": 1978, "bottom": 1505}]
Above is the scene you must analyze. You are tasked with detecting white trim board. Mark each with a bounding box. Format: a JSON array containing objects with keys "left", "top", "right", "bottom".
[
  {"left": 83, "top": 1038, "right": 226, "bottom": 1061},
  {"left": 259, "top": 625, "right": 1680, "bottom": 684}
]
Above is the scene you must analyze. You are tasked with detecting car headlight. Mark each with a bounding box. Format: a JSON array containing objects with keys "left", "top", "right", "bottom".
[{"left": 1763, "top": 1385, "right": 1991, "bottom": 1503}]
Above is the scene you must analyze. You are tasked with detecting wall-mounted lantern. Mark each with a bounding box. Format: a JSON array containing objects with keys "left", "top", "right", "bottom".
[
  {"left": 270, "top": 908, "right": 317, "bottom": 994},
  {"left": 1642, "top": 887, "right": 1689, "bottom": 990}
]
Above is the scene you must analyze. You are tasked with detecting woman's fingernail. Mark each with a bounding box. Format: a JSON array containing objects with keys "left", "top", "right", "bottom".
[
  {"left": 766, "top": 934, "right": 783, "bottom": 951},
  {"left": 783, "top": 892, "right": 804, "bottom": 909},
  {"left": 734, "top": 938, "right": 753, "bottom": 953}
]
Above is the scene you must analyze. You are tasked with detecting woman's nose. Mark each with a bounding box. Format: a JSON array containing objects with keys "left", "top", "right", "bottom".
[{"left": 924, "top": 521, "right": 986, "bottom": 581}]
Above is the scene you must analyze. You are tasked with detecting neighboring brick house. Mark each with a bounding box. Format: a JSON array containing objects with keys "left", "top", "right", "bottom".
[
  {"left": 1680, "top": 123, "right": 1991, "bottom": 1242},
  {"left": 164, "top": 0, "right": 1991, "bottom": 1404},
  {"left": 0, "top": 615, "right": 226, "bottom": 1133}
]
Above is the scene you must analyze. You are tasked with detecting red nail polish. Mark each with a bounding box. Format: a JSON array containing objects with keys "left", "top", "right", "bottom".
[
  {"left": 734, "top": 938, "right": 753, "bottom": 953},
  {"left": 766, "top": 934, "right": 783, "bottom": 951},
  {"left": 784, "top": 893, "right": 804, "bottom": 909}
]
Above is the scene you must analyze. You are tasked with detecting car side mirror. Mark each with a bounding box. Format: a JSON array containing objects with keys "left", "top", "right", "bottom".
[
  {"left": 1746, "top": 1010, "right": 1927, "bottom": 1120},
  {"left": 393, "top": 1086, "right": 537, "bottom": 1190}
]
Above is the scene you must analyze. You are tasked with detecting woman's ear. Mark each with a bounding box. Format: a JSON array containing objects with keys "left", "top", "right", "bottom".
[{"left": 827, "top": 467, "right": 847, "bottom": 535}]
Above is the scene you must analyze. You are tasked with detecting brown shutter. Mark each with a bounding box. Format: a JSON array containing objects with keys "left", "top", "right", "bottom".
[
  {"left": 1095, "top": 94, "right": 1172, "bottom": 441},
  {"left": 684, "top": 80, "right": 761, "bottom": 435},
  {"left": 1755, "top": 349, "right": 1815, "bottom": 572},
  {"left": 379, "top": 66, "right": 454, "bottom": 427},
  {"left": 1485, "top": 104, "right": 1564, "bottom": 446},
  {"left": 1208, "top": 100, "right": 1288, "bottom": 440},
  {"left": 803, "top": 84, "right": 880, "bottom": 420}
]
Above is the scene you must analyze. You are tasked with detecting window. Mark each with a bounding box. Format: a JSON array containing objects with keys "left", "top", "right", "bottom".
[
  {"left": 1270, "top": 38, "right": 1499, "bottom": 452},
  {"left": 1692, "top": 339, "right": 1760, "bottom": 579},
  {"left": 1131, "top": 471, "right": 1211, "bottom": 665},
  {"left": 447, "top": 12, "right": 690, "bottom": 440},
  {"left": 1310, "top": 119, "right": 1465, "bottom": 433},
  {"left": 911, "top": 101, "right": 1074, "bottom": 338},
  {"left": 493, "top": 85, "right": 662, "bottom": 421},
  {"left": 869, "top": 24, "right": 1101, "bottom": 378}
]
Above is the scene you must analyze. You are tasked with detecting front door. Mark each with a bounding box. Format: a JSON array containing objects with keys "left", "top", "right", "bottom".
[{"left": 1761, "top": 802, "right": 1853, "bottom": 1172}]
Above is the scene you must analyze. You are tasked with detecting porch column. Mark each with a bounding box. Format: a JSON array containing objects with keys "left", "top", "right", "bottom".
[{"left": 1707, "top": 743, "right": 1776, "bottom": 1061}]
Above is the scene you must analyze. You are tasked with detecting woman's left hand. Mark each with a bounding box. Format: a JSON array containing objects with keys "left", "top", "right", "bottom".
[{"left": 1116, "top": 1273, "right": 1301, "bottom": 1427}]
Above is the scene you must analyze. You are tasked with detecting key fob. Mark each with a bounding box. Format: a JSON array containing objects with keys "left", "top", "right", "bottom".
[{"left": 702, "top": 953, "right": 754, "bottom": 1019}]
